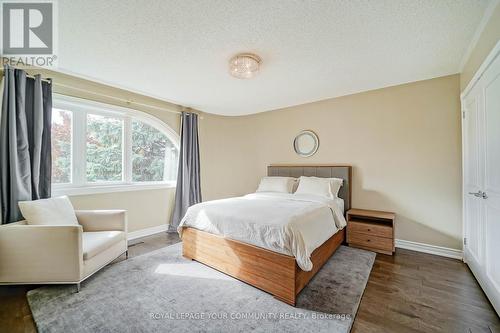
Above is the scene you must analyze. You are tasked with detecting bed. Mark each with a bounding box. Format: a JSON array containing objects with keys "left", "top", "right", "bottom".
[{"left": 179, "top": 165, "right": 352, "bottom": 306}]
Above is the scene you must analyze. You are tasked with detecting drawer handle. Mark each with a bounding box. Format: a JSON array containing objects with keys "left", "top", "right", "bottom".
[
  {"left": 367, "top": 239, "right": 371, "bottom": 242},
  {"left": 367, "top": 229, "right": 371, "bottom": 232}
]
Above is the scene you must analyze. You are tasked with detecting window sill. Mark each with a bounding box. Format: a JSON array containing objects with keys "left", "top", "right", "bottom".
[{"left": 52, "top": 182, "right": 176, "bottom": 197}]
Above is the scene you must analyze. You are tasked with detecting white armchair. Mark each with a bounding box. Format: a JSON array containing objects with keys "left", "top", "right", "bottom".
[{"left": 0, "top": 210, "right": 128, "bottom": 291}]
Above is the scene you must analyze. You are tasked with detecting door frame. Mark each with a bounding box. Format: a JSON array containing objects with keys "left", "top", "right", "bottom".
[
  {"left": 460, "top": 40, "right": 500, "bottom": 315},
  {"left": 462, "top": 41, "right": 500, "bottom": 99}
]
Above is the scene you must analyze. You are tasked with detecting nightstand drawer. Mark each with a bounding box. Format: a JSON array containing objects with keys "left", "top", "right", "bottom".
[
  {"left": 347, "top": 232, "right": 393, "bottom": 252},
  {"left": 348, "top": 220, "right": 392, "bottom": 238}
]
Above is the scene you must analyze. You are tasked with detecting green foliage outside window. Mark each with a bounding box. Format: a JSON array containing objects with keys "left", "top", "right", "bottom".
[
  {"left": 86, "top": 114, "right": 123, "bottom": 182},
  {"left": 51, "top": 109, "right": 72, "bottom": 183},
  {"left": 132, "top": 121, "right": 178, "bottom": 181},
  {"left": 51, "top": 107, "right": 178, "bottom": 186}
]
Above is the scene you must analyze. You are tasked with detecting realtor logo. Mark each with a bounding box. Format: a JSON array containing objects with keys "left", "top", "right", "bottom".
[
  {"left": 1, "top": 1, "right": 57, "bottom": 67},
  {"left": 2, "top": 2, "right": 53, "bottom": 54}
]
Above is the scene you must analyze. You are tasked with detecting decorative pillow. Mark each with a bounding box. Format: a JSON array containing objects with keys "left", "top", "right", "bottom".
[
  {"left": 295, "top": 176, "right": 343, "bottom": 198},
  {"left": 18, "top": 196, "right": 79, "bottom": 226},
  {"left": 256, "top": 177, "right": 297, "bottom": 193},
  {"left": 329, "top": 178, "right": 344, "bottom": 197}
]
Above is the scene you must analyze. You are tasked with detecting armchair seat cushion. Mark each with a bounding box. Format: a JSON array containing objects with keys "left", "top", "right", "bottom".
[{"left": 82, "top": 231, "right": 125, "bottom": 260}]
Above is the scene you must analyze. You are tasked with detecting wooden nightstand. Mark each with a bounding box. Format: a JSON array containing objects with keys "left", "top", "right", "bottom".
[{"left": 346, "top": 208, "right": 396, "bottom": 255}]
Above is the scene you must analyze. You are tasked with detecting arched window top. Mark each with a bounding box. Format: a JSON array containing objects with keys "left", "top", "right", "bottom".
[{"left": 51, "top": 94, "right": 179, "bottom": 196}]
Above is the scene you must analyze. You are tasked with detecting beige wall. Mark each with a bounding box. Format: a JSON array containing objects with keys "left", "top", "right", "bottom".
[
  {"left": 461, "top": 2, "right": 500, "bottom": 90},
  {"left": 33, "top": 69, "right": 182, "bottom": 132},
  {"left": 200, "top": 75, "right": 463, "bottom": 249},
  {"left": 68, "top": 188, "right": 175, "bottom": 233},
  {"left": 0, "top": 68, "right": 183, "bottom": 233},
  {"left": 2, "top": 62, "right": 464, "bottom": 246}
]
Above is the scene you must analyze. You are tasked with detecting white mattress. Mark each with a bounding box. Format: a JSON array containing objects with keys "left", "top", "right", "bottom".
[{"left": 178, "top": 193, "right": 346, "bottom": 271}]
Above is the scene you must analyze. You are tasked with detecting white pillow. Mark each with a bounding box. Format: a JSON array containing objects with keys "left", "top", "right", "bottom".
[
  {"left": 256, "top": 177, "right": 297, "bottom": 193},
  {"left": 295, "top": 176, "right": 343, "bottom": 198},
  {"left": 330, "top": 178, "right": 344, "bottom": 197},
  {"left": 18, "top": 196, "right": 79, "bottom": 226}
]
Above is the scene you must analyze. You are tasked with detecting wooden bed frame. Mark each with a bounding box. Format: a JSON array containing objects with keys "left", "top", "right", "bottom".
[{"left": 182, "top": 165, "right": 352, "bottom": 306}]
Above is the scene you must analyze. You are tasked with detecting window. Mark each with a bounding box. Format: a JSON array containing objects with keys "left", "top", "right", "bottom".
[
  {"left": 86, "top": 114, "right": 123, "bottom": 182},
  {"left": 51, "top": 109, "right": 72, "bottom": 184},
  {"left": 51, "top": 95, "right": 179, "bottom": 195},
  {"left": 132, "top": 120, "right": 178, "bottom": 182}
]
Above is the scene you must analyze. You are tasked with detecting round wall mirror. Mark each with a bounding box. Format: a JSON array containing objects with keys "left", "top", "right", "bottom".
[{"left": 293, "top": 130, "right": 319, "bottom": 157}]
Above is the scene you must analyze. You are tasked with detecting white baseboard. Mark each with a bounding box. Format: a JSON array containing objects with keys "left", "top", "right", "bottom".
[
  {"left": 127, "top": 224, "right": 168, "bottom": 241},
  {"left": 395, "top": 239, "right": 463, "bottom": 260},
  {"left": 127, "top": 228, "right": 463, "bottom": 260}
]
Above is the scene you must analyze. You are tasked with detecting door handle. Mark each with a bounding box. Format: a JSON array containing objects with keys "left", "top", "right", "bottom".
[
  {"left": 468, "top": 191, "right": 488, "bottom": 199},
  {"left": 468, "top": 191, "right": 483, "bottom": 197}
]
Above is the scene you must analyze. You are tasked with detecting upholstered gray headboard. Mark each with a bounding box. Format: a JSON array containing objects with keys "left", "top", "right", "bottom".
[{"left": 267, "top": 165, "right": 352, "bottom": 213}]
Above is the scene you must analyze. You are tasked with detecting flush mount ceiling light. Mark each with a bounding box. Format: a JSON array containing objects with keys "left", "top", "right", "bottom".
[{"left": 229, "top": 53, "right": 261, "bottom": 79}]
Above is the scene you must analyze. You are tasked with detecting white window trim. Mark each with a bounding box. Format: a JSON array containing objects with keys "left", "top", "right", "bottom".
[{"left": 51, "top": 94, "right": 179, "bottom": 196}]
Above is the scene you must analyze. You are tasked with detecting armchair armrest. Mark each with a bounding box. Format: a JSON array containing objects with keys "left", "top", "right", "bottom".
[
  {"left": 75, "top": 210, "right": 127, "bottom": 232},
  {"left": 0, "top": 225, "right": 83, "bottom": 283}
]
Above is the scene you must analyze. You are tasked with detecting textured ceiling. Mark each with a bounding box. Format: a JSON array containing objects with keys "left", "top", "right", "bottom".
[{"left": 58, "top": 0, "right": 491, "bottom": 115}]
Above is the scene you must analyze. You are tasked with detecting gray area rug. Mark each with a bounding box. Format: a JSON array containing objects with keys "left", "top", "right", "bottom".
[{"left": 27, "top": 242, "right": 375, "bottom": 333}]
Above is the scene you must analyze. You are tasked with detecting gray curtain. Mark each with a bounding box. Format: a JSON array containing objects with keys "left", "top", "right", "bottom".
[
  {"left": 169, "top": 112, "right": 201, "bottom": 231},
  {"left": 0, "top": 66, "right": 52, "bottom": 224}
]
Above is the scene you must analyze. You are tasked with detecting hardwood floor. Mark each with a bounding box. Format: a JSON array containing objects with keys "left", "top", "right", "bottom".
[
  {"left": 0, "top": 233, "right": 498, "bottom": 333},
  {"left": 352, "top": 249, "right": 500, "bottom": 333}
]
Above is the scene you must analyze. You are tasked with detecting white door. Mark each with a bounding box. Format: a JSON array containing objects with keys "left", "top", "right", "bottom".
[
  {"left": 462, "top": 46, "right": 500, "bottom": 315},
  {"left": 462, "top": 82, "right": 483, "bottom": 270},
  {"left": 482, "top": 50, "right": 500, "bottom": 313}
]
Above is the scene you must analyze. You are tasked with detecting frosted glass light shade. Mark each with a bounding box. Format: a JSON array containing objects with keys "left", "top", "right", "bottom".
[{"left": 229, "top": 53, "right": 261, "bottom": 79}]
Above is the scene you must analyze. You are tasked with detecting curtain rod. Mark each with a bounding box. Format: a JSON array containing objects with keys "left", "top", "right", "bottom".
[
  {"left": 0, "top": 69, "right": 49, "bottom": 81},
  {"left": 1, "top": 70, "right": 202, "bottom": 117},
  {"left": 52, "top": 81, "right": 183, "bottom": 116},
  {"left": 24, "top": 73, "right": 52, "bottom": 83}
]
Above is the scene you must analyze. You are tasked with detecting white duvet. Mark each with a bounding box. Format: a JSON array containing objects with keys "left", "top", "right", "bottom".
[{"left": 177, "top": 193, "right": 346, "bottom": 271}]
